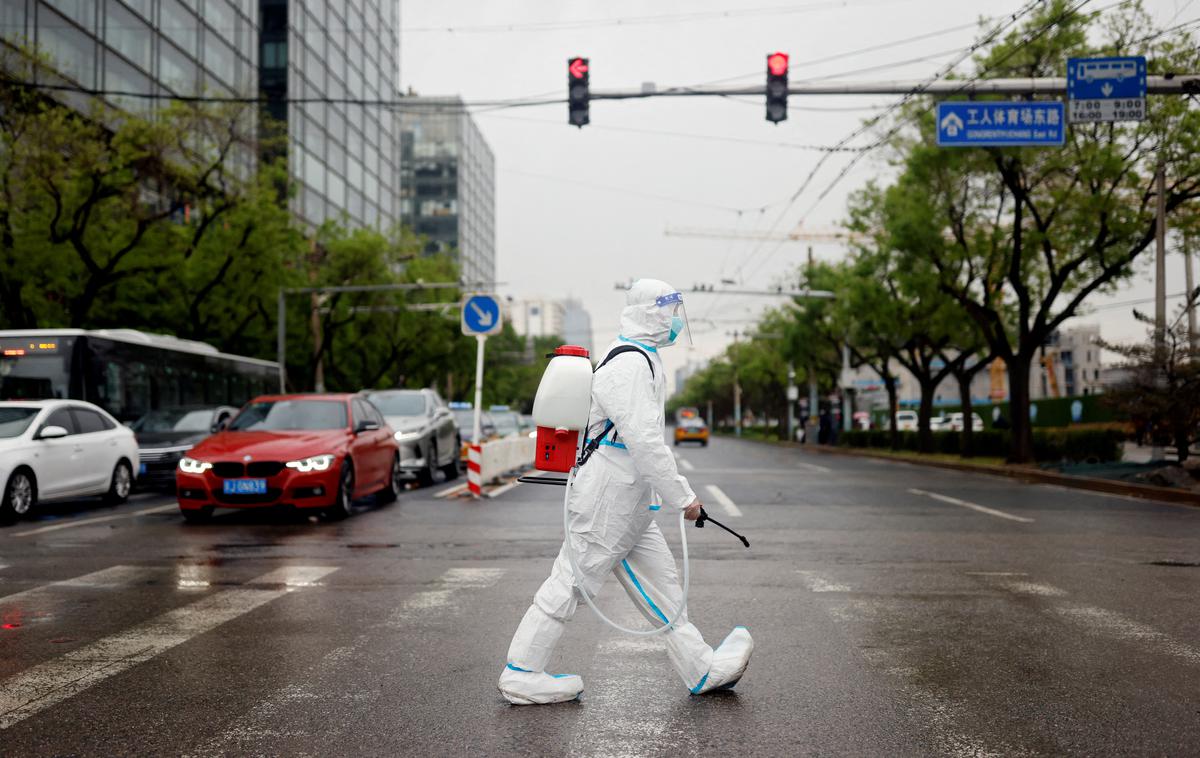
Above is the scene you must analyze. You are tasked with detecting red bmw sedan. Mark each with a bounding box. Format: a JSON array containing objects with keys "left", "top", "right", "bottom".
[{"left": 176, "top": 394, "right": 401, "bottom": 523}]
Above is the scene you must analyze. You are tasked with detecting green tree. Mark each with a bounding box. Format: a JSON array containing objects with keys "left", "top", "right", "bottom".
[{"left": 880, "top": 2, "right": 1200, "bottom": 461}]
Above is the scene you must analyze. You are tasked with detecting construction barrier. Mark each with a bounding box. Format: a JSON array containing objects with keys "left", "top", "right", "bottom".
[
  {"left": 467, "top": 444, "right": 483, "bottom": 497},
  {"left": 479, "top": 435, "right": 536, "bottom": 484}
]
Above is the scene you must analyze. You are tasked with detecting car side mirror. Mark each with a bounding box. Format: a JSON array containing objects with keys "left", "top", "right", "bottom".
[
  {"left": 38, "top": 425, "right": 69, "bottom": 440},
  {"left": 355, "top": 420, "right": 380, "bottom": 434}
]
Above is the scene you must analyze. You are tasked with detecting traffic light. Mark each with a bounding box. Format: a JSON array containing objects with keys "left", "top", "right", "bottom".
[
  {"left": 766, "top": 52, "right": 788, "bottom": 124},
  {"left": 568, "top": 56, "right": 589, "bottom": 127}
]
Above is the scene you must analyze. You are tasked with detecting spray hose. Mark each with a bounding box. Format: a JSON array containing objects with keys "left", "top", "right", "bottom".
[{"left": 561, "top": 467, "right": 690, "bottom": 637}]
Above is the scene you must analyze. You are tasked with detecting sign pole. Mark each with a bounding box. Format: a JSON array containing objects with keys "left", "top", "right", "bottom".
[{"left": 468, "top": 334, "right": 486, "bottom": 498}]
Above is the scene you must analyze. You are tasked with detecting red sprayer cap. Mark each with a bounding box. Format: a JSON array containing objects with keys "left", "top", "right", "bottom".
[{"left": 554, "top": 345, "right": 590, "bottom": 358}]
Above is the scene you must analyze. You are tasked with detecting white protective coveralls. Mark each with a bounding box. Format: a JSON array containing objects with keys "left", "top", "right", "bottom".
[{"left": 498, "top": 279, "right": 753, "bottom": 705}]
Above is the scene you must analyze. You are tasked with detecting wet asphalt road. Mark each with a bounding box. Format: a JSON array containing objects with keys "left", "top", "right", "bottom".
[{"left": 1, "top": 435, "right": 1198, "bottom": 757}]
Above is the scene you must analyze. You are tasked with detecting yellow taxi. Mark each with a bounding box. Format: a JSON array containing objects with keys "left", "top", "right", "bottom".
[{"left": 674, "top": 418, "right": 709, "bottom": 447}]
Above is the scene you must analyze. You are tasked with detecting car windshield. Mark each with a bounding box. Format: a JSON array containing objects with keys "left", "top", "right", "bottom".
[
  {"left": 492, "top": 414, "right": 519, "bottom": 436},
  {"left": 368, "top": 392, "right": 425, "bottom": 416},
  {"left": 131, "top": 408, "right": 213, "bottom": 433},
  {"left": 0, "top": 406, "right": 39, "bottom": 438},
  {"left": 682, "top": 419, "right": 706, "bottom": 429},
  {"left": 228, "top": 400, "right": 347, "bottom": 431}
]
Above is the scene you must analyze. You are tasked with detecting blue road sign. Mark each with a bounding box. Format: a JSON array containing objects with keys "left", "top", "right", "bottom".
[
  {"left": 1067, "top": 56, "right": 1146, "bottom": 122},
  {"left": 462, "top": 293, "right": 502, "bottom": 336},
  {"left": 936, "top": 101, "right": 1065, "bottom": 147}
]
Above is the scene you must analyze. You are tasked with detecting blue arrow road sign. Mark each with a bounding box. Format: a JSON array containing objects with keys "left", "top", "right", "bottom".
[
  {"left": 462, "top": 294, "right": 502, "bottom": 336},
  {"left": 936, "top": 101, "right": 1065, "bottom": 147},
  {"left": 1067, "top": 56, "right": 1146, "bottom": 122}
]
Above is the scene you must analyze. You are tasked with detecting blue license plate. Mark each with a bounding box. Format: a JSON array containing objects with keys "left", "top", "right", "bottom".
[{"left": 223, "top": 478, "right": 267, "bottom": 495}]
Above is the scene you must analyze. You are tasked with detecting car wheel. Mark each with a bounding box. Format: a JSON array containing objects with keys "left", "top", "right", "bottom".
[
  {"left": 377, "top": 454, "right": 402, "bottom": 504},
  {"left": 104, "top": 461, "right": 133, "bottom": 505},
  {"left": 1, "top": 469, "right": 37, "bottom": 522},
  {"left": 322, "top": 460, "right": 355, "bottom": 521},
  {"left": 181, "top": 506, "right": 213, "bottom": 524},
  {"left": 441, "top": 437, "right": 461, "bottom": 480},
  {"left": 417, "top": 441, "right": 437, "bottom": 487}
]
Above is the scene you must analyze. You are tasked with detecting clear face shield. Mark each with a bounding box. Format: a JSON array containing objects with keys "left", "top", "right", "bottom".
[{"left": 655, "top": 291, "right": 692, "bottom": 347}]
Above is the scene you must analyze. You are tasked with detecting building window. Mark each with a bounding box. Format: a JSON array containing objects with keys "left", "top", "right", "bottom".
[
  {"left": 105, "top": 51, "right": 152, "bottom": 114},
  {"left": 203, "top": 26, "right": 237, "bottom": 87},
  {"left": 44, "top": 0, "right": 94, "bottom": 32},
  {"left": 262, "top": 40, "right": 286, "bottom": 68},
  {"left": 159, "top": 0, "right": 197, "bottom": 57},
  {"left": 105, "top": 1, "right": 152, "bottom": 72},
  {"left": 159, "top": 40, "right": 197, "bottom": 94},
  {"left": 37, "top": 9, "right": 94, "bottom": 86}
]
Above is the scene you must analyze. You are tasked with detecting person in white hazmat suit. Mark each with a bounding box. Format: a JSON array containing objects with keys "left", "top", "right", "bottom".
[{"left": 498, "top": 278, "right": 754, "bottom": 705}]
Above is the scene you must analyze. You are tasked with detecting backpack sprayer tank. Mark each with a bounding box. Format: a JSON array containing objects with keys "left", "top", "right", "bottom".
[{"left": 531, "top": 345, "right": 593, "bottom": 472}]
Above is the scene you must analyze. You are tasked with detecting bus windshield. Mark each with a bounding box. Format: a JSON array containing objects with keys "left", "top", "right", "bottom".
[
  {"left": 229, "top": 399, "right": 348, "bottom": 431},
  {"left": 0, "top": 351, "right": 69, "bottom": 401}
]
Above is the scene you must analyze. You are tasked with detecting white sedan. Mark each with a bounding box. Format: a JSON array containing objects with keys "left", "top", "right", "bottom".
[{"left": 0, "top": 400, "right": 139, "bottom": 521}]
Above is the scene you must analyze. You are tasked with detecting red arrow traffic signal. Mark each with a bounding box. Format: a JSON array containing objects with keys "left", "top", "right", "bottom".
[
  {"left": 568, "top": 57, "right": 590, "bottom": 127},
  {"left": 569, "top": 57, "right": 589, "bottom": 79}
]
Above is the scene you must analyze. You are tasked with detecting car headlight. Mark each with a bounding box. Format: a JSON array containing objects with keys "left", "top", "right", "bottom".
[
  {"left": 179, "top": 457, "right": 212, "bottom": 474},
  {"left": 285, "top": 454, "right": 336, "bottom": 472},
  {"left": 394, "top": 430, "right": 424, "bottom": 441}
]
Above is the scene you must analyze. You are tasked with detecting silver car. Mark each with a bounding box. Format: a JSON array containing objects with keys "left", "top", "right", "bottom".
[{"left": 365, "top": 389, "right": 459, "bottom": 487}]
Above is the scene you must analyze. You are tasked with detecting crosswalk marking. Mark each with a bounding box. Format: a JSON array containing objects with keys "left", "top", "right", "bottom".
[
  {"left": 248, "top": 565, "right": 338, "bottom": 587},
  {"left": 704, "top": 484, "right": 742, "bottom": 517},
  {"left": 796, "top": 570, "right": 852, "bottom": 593},
  {"left": 0, "top": 566, "right": 338, "bottom": 730},
  {"left": 676, "top": 456, "right": 695, "bottom": 471},
  {"left": 390, "top": 566, "right": 505, "bottom": 622},
  {"left": 0, "top": 565, "right": 152, "bottom": 606},
  {"left": 908, "top": 488, "right": 1034, "bottom": 523}
]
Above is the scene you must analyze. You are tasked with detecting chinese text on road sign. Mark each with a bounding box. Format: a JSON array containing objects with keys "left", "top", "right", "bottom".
[
  {"left": 1067, "top": 56, "right": 1147, "bottom": 123},
  {"left": 462, "top": 294, "right": 503, "bottom": 336},
  {"left": 936, "top": 101, "right": 1065, "bottom": 147}
]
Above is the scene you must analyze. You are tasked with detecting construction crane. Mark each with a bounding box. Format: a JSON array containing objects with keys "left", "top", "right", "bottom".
[{"left": 663, "top": 225, "right": 866, "bottom": 244}]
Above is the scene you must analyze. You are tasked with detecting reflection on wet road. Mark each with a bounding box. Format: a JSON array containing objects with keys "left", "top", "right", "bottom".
[{"left": 1, "top": 437, "right": 1198, "bottom": 756}]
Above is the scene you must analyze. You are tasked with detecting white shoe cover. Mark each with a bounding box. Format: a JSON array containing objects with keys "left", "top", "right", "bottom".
[
  {"left": 498, "top": 664, "right": 584, "bottom": 705},
  {"left": 691, "top": 626, "right": 753, "bottom": 694}
]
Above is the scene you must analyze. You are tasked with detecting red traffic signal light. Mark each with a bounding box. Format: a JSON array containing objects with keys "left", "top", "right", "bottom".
[
  {"left": 767, "top": 52, "right": 789, "bottom": 77},
  {"left": 765, "top": 51, "right": 788, "bottom": 124},
  {"left": 568, "top": 57, "right": 590, "bottom": 127}
]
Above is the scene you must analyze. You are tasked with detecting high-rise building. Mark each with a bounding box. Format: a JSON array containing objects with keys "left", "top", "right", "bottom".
[
  {"left": 1, "top": 1, "right": 258, "bottom": 148},
  {"left": 561, "top": 298, "right": 593, "bottom": 355},
  {"left": 511, "top": 298, "right": 565, "bottom": 340},
  {"left": 260, "top": 0, "right": 401, "bottom": 230},
  {"left": 398, "top": 97, "right": 496, "bottom": 285}
]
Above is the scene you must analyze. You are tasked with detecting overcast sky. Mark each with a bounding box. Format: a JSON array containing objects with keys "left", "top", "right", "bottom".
[{"left": 397, "top": 0, "right": 1198, "bottom": 390}]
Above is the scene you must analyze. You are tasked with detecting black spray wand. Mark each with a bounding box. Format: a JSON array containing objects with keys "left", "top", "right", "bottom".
[{"left": 694, "top": 507, "right": 750, "bottom": 548}]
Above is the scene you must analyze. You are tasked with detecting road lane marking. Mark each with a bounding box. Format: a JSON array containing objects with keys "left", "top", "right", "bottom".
[
  {"left": 0, "top": 565, "right": 152, "bottom": 605},
  {"left": 704, "top": 485, "right": 742, "bottom": 517},
  {"left": 0, "top": 566, "right": 338, "bottom": 730},
  {"left": 998, "top": 580, "right": 1066, "bottom": 597},
  {"left": 13, "top": 504, "right": 179, "bottom": 537},
  {"left": 434, "top": 482, "right": 469, "bottom": 499},
  {"left": 675, "top": 455, "right": 695, "bottom": 471},
  {"left": 908, "top": 488, "right": 1034, "bottom": 523},
  {"left": 1053, "top": 605, "right": 1200, "bottom": 664},
  {"left": 487, "top": 480, "right": 522, "bottom": 499},
  {"left": 796, "top": 570, "right": 851, "bottom": 593},
  {"left": 389, "top": 566, "right": 505, "bottom": 622},
  {"left": 248, "top": 565, "right": 339, "bottom": 587},
  {"left": 793, "top": 461, "right": 832, "bottom": 474},
  {"left": 965, "top": 571, "right": 1028, "bottom": 577}
]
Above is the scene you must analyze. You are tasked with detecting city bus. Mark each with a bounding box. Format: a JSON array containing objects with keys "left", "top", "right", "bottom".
[{"left": 0, "top": 329, "right": 278, "bottom": 423}]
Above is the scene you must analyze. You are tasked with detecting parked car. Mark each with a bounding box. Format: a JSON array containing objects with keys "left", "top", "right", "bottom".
[
  {"left": 365, "top": 388, "right": 459, "bottom": 487},
  {"left": 948, "top": 412, "right": 985, "bottom": 432},
  {"left": 930, "top": 414, "right": 952, "bottom": 432},
  {"left": 893, "top": 410, "right": 918, "bottom": 431},
  {"left": 0, "top": 400, "right": 139, "bottom": 521},
  {"left": 131, "top": 405, "right": 238, "bottom": 488},
  {"left": 450, "top": 403, "right": 497, "bottom": 467},
  {"left": 674, "top": 418, "right": 709, "bottom": 447},
  {"left": 175, "top": 394, "right": 401, "bottom": 523},
  {"left": 853, "top": 411, "right": 872, "bottom": 430},
  {"left": 489, "top": 406, "right": 524, "bottom": 438}
]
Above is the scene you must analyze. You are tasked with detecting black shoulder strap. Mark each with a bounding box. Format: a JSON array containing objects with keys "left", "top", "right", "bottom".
[
  {"left": 577, "top": 345, "right": 655, "bottom": 467},
  {"left": 595, "top": 344, "right": 654, "bottom": 378}
]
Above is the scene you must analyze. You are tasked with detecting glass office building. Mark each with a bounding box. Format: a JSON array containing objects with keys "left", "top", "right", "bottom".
[
  {"left": 399, "top": 97, "right": 496, "bottom": 286},
  {"left": 260, "top": 0, "right": 400, "bottom": 231},
  {"left": 1, "top": 1, "right": 258, "bottom": 115}
]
